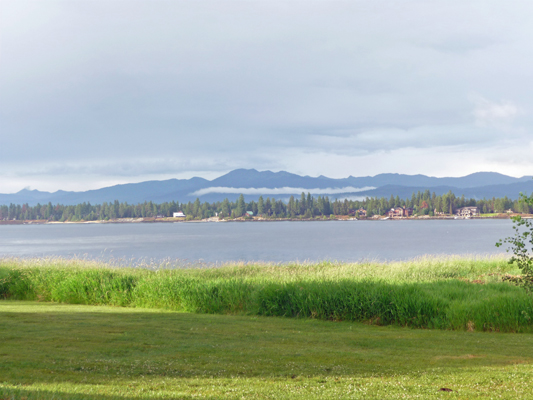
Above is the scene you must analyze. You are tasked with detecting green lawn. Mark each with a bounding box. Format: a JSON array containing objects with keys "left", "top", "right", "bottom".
[{"left": 1, "top": 301, "right": 533, "bottom": 399}]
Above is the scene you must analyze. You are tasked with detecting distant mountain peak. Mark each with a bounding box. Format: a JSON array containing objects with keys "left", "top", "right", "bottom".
[{"left": 1, "top": 169, "right": 532, "bottom": 206}]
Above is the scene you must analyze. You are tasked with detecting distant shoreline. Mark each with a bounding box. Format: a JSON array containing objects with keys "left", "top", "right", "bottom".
[{"left": 1, "top": 213, "right": 530, "bottom": 225}]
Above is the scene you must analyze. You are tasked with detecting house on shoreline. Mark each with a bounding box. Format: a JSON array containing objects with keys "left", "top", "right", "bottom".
[
  {"left": 455, "top": 207, "right": 479, "bottom": 217},
  {"left": 173, "top": 211, "right": 186, "bottom": 218},
  {"left": 387, "top": 207, "right": 413, "bottom": 218}
]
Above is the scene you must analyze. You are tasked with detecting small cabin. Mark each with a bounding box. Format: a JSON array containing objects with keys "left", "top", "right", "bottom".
[
  {"left": 173, "top": 211, "right": 186, "bottom": 218},
  {"left": 455, "top": 207, "right": 479, "bottom": 217}
]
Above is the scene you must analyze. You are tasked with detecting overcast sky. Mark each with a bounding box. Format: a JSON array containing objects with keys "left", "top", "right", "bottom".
[{"left": 1, "top": 0, "right": 532, "bottom": 193}]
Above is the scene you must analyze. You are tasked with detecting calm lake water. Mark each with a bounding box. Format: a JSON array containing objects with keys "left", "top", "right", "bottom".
[{"left": 0, "top": 220, "right": 513, "bottom": 264}]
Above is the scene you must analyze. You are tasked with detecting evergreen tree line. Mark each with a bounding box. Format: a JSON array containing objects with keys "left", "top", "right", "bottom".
[{"left": 0, "top": 190, "right": 531, "bottom": 222}]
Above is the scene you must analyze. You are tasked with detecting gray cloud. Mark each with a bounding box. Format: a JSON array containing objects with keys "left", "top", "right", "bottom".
[
  {"left": 471, "top": 95, "right": 521, "bottom": 127},
  {"left": 1, "top": 0, "right": 533, "bottom": 192}
]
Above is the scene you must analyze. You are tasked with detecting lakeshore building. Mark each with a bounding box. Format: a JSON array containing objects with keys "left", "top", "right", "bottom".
[
  {"left": 455, "top": 207, "right": 479, "bottom": 217},
  {"left": 173, "top": 211, "right": 186, "bottom": 218},
  {"left": 387, "top": 207, "right": 413, "bottom": 218}
]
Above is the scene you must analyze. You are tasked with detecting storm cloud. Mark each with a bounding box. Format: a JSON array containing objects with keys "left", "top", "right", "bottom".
[{"left": 1, "top": 1, "right": 532, "bottom": 192}]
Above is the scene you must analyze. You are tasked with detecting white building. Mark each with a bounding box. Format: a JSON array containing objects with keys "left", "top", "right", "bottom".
[
  {"left": 173, "top": 211, "right": 186, "bottom": 218},
  {"left": 455, "top": 207, "right": 479, "bottom": 217}
]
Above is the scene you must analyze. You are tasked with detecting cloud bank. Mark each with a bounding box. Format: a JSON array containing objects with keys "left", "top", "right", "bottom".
[
  {"left": 190, "top": 186, "right": 376, "bottom": 197},
  {"left": 1, "top": 1, "right": 533, "bottom": 192}
]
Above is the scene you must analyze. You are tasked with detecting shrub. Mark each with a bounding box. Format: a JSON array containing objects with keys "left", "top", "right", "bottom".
[{"left": 497, "top": 191, "right": 533, "bottom": 289}]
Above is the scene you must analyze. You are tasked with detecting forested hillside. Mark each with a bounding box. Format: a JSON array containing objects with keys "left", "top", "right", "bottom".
[{"left": 1, "top": 190, "right": 530, "bottom": 222}]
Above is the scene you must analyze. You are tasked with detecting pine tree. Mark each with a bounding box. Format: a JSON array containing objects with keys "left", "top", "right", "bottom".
[
  {"left": 265, "top": 198, "right": 272, "bottom": 216},
  {"left": 220, "top": 198, "right": 230, "bottom": 218},
  {"left": 236, "top": 194, "right": 245, "bottom": 216},
  {"left": 258, "top": 196, "right": 264, "bottom": 215},
  {"left": 288, "top": 196, "right": 295, "bottom": 217},
  {"left": 300, "top": 193, "right": 306, "bottom": 215}
]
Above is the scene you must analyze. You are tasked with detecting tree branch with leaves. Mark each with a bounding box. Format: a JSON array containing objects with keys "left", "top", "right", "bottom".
[{"left": 497, "top": 190, "right": 533, "bottom": 289}]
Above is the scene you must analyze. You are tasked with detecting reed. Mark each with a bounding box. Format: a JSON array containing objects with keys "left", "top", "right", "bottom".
[{"left": 1, "top": 255, "right": 531, "bottom": 332}]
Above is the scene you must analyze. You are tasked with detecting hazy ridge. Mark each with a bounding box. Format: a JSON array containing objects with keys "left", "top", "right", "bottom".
[{"left": 1, "top": 169, "right": 532, "bottom": 206}]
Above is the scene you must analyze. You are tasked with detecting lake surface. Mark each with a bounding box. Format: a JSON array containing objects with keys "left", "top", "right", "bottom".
[{"left": 0, "top": 220, "right": 513, "bottom": 264}]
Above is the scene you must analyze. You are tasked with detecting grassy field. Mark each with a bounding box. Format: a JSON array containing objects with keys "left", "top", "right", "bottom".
[
  {"left": 2, "top": 300, "right": 533, "bottom": 399},
  {"left": 1, "top": 256, "right": 532, "bottom": 332}
]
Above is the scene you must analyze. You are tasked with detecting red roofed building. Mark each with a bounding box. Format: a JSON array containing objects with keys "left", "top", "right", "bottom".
[{"left": 388, "top": 207, "right": 413, "bottom": 218}]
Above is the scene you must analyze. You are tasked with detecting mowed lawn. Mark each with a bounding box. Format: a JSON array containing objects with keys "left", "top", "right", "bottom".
[{"left": 1, "top": 301, "right": 533, "bottom": 399}]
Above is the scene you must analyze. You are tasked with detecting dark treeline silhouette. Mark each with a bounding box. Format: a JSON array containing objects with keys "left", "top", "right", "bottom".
[{"left": 0, "top": 190, "right": 531, "bottom": 222}]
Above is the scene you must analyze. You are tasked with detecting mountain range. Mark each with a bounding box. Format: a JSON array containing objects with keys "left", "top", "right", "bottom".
[{"left": 1, "top": 169, "right": 532, "bottom": 206}]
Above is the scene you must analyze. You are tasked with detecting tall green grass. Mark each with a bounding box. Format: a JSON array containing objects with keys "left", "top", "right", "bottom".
[{"left": 1, "top": 256, "right": 532, "bottom": 332}]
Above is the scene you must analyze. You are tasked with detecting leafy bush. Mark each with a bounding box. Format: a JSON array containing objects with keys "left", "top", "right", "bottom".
[{"left": 497, "top": 191, "right": 533, "bottom": 289}]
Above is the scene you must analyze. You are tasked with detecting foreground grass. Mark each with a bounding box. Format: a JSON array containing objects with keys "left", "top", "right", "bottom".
[
  {"left": 1, "top": 256, "right": 532, "bottom": 332},
  {"left": 1, "top": 301, "right": 533, "bottom": 399}
]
